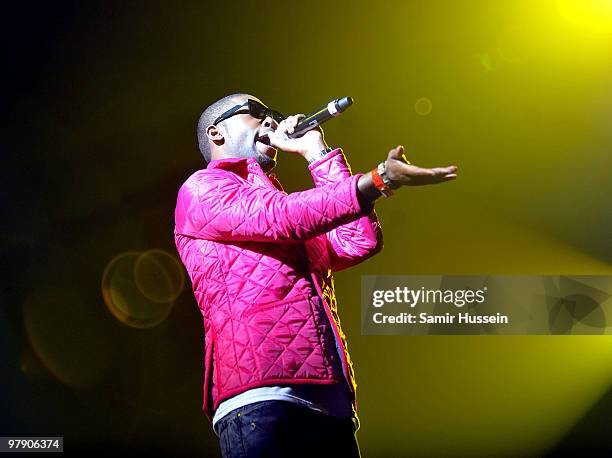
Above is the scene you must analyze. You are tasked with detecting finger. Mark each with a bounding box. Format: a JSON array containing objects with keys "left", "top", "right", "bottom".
[
  {"left": 396, "top": 164, "right": 456, "bottom": 182},
  {"left": 268, "top": 126, "right": 289, "bottom": 143},
  {"left": 431, "top": 166, "right": 457, "bottom": 175},
  {"left": 433, "top": 172, "right": 458, "bottom": 182},
  {"left": 270, "top": 116, "right": 303, "bottom": 143},
  {"left": 267, "top": 130, "right": 291, "bottom": 150},
  {"left": 291, "top": 114, "right": 306, "bottom": 133},
  {"left": 285, "top": 115, "right": 301, "bottom": 134},
  {"left": 276, "top": 119, "right": 291, "bottom": 136},
  {"left": 414, "top": 165, "right": 457, "bottom": 176},
  {"left": 388, "top": 145, "right": 413, "bottom": 165},
  {"left": 387, "top": 145, "right": 405, "bottom": 160},
  {"left": 289, "top": 116, "right": 300, "bottom": 134}
]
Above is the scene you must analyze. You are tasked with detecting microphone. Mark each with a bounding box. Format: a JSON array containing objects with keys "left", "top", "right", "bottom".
[
  {"left": 288, "top": 96, "right": 354, "bottom": 138},
  {"left": 258, "top": 97, "right": 354, "bottom": 143}
]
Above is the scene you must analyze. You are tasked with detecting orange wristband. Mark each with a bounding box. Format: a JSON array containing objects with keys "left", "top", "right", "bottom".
[
  {"left": 371, "top": 166, "right": 394, "bottom": 197},
  {"left": 371, "top": 167, "right": 385, "bottom": 188}
]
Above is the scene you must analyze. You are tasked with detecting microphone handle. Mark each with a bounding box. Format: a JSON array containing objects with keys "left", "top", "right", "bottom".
[
  {"left": 287, "top": 108, "right": 328, "bottom": 139},
  {"left": 287, "top": 96, "right": 353, "bottom": 139}
]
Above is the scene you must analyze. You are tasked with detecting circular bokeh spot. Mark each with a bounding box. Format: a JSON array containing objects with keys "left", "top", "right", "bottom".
[
  {"left": 102, "top": 252, "right": 175, "bottom": 328},
  {"left": 415, "top": 97, "right": 433, "bottom": 116},
  {"left": 134, "top": 249, "right": 185, "bottom": 303}
]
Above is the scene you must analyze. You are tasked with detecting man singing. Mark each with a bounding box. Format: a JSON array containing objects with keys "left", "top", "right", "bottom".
[{"left": 174, "top": 93, "right": 457, "bottom": 458}]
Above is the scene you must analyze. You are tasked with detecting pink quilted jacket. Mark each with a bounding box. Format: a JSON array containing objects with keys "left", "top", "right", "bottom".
[{"left": 174, "top": 148, "right": 383, "bottom": 426}]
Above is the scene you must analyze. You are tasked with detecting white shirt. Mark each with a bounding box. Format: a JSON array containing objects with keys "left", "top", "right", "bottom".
[{"left": 212, "top": 382, "right": 355, "bottom": 437}]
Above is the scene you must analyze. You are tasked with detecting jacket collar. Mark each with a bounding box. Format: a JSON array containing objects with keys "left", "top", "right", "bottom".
[
  {"left": 206, "top": 156, "right": 283, "bottom": 191},
  {"left": 206, "top": 156, "right": 257, "bottom": 169}
]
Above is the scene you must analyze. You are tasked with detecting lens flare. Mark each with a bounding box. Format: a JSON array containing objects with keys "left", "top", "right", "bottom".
[
  {"left": 134, "top": 249, "right": 185, "bottom": 303},
  {"left": 102, "top": 251, "right": 176, "bottom": 328},
  {"left": 415, "top": 97, "right": 433, "bottom": 116}
]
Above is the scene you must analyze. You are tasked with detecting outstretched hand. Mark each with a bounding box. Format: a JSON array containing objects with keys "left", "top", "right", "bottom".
[{"left": 385, "top": 145, "right": 458, "bottom": 186}]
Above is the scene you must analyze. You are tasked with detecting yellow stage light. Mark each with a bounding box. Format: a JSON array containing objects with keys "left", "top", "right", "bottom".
[{"left": 557, "top": 0, "right": 612, "bottom": 33}]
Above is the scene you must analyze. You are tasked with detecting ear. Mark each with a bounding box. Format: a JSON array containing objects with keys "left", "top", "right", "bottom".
[{"left": 206, "top": 125, "right": 225, "bottom": 146}]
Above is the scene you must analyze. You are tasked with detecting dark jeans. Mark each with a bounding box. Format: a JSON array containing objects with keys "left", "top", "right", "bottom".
[{"left": 216, "top": 400, "right": 361, "bottom": 458}]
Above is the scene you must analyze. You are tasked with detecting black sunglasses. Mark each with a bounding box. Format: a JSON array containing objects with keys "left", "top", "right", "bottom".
[{"left": 213, "top": 99, "right": 285, "bottom": 126}]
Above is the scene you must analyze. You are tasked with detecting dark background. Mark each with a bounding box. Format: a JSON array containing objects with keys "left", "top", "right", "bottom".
[{"left": 4, "top": 1, "right": 612, "bottom": 456}]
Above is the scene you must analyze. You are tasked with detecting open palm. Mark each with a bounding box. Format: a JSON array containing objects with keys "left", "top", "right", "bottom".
[{"left": 386, "top": 145, "right": 458, "bottom": 186}]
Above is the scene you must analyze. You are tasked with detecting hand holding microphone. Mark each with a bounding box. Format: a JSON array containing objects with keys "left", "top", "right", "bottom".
[
  {"left": 264, "top": 114, "right": 328, "bottom": 159},
  {"left": 260, "top": 96, "right": 354, "bottom": 159}
]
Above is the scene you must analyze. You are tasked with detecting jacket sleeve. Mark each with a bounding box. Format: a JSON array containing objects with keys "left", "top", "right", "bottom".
[
  {"left": 174, "top": 167, "right": 373, "bottom": 243},
  {"left": 308, "top": 148, "right": 384, "bottom": 272}
]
